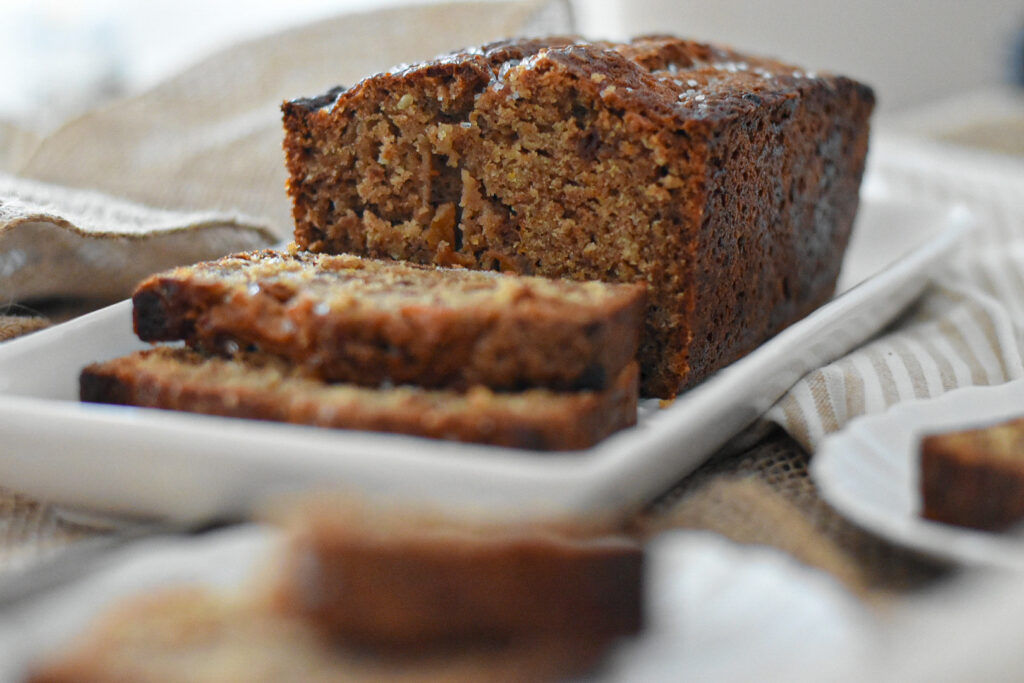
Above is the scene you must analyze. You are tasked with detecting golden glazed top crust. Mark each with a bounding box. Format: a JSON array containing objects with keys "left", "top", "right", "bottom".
[
  {"left": 292, "top": 35, "right": 842, "bottom": 126},
  {"left": 156, "top": 247, "right": 645, "bottom": 314}
]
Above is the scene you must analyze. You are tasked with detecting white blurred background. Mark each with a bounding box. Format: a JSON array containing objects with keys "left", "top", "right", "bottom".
[
  {"left": 0, "top": 0, "right": 1021, "bottom": 129},
  {"left": 0, "top": 0, "right": 380, "bottom": 130},
  {"left": 578, "top": 0, "right": 1024, "bottom": 113}
]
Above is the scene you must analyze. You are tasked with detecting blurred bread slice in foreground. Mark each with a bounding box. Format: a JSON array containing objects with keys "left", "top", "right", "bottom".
[
  {"left": 268, "top": 496, "right": 644, "bottom": 648},
  {"left": 30, "top": 498, "right": 644, "bottom": 682}
]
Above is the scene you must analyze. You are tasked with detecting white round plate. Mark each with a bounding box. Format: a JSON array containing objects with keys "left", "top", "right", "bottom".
[{"left": 813, "top": 379, "right": 1024, "bottom": 570}]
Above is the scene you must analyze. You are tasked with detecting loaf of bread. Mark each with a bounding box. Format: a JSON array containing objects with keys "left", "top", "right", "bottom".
[
  {"left": 133, "top": 248, "right": 645, "bottom": 392},
  {"left": 921, "top": 416, "right": 1024, "bottom": 530},
  {"left": 80, "top": 347, "right": 638, "bottom": 450},
  {"left": 269, "top": 496, "right": 644, "bottom": 648},
  {"left": 282, "top": 35, "right": 875, "bottom": 397},
  {"left": 28, "top": 587, "right": 610, "bottom": 682}
]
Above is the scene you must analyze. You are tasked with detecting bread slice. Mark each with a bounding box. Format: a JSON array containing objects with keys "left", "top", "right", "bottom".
[
  {"left": 921, "top": 417, "right": 1024, "bottom": 530},
  {"left": 133, "top": 248, "right": 646, "bottom": 392},
  {"left": 282, "top": 35, "right": 874, "bottom": 397},
  {"left": 268, "top": 496, "right": 644, "bottom": 648},
  {"left": 28, "top": 587, "right": 612, "bottom": 682},
  {"left": 80, "top": 347, "right": 638, "bottom": 450}
]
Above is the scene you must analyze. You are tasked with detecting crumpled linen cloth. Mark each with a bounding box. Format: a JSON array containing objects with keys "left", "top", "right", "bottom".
[
  {"left": 0, "top": 174, "right": 276, "bottom": 303},
  {"left": 1, "top": 0, "right": 571, "bottom": 305}
]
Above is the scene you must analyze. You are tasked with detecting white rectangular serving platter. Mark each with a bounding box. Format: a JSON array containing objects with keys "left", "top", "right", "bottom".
[{"left": 0, "top": 183, "right": 971, "bottom": 524}]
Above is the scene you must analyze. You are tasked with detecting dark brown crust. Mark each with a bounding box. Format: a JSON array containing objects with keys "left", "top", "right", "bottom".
[
  {"left": 684, "top": 72, "right": 873, "bottom": 392},
  {"left": 282, "top": 35, "right": 874, "bottom": 398},
  {"left": 272, "top": 511, "right": 644, "bottom": 648},
  {"left": 133, "top": 250, "right": 646, "bottom": 392},
  {"left": 921, "top": 420, "right": 1024, "bottom": 530},
  {"left": 80, "top": 348, "right": 639, "bottom": 451}
]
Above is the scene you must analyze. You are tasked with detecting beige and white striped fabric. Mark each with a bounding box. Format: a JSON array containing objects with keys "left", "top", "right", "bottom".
[{"left": 767, "top": 134, "right": 1024, "bottom": 451}]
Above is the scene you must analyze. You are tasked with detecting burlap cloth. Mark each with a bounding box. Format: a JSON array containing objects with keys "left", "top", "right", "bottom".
[{"left": 1, "top": 0, "right": 1022, "bottom": 604}]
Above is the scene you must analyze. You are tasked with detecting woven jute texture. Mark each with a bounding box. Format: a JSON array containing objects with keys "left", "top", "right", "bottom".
[
  {"left": 0, "top": 490, "right": 116, "bottom": 576},
  {"left": 641, "top": 428, "right": 951, "bottom": 597},
  {"left": 0, "top": 315, "right": 50, "bottom": 341},
  {"left": 0, "top": 318, "right": 118, "bottom": 573}
]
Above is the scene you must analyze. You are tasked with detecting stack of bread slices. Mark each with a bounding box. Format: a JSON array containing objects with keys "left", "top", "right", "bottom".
[{"left": 81, "top": 247, "right": 645, "bottom": 450}]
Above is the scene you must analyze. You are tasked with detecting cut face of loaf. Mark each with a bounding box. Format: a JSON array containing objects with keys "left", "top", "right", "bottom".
[
  {"left": 134, "top": 249, "right": 645, "bottom": 392},
  {"left": 282, "top": 35, "right": 875, "bottom": 398},
  {"left": 80, "top": 348, "right": 638, "bottom": 450}
]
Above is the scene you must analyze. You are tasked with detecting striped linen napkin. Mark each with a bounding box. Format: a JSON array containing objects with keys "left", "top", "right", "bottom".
[{"left": 767, "top": 133, "right": 1024, "bottom": 451}]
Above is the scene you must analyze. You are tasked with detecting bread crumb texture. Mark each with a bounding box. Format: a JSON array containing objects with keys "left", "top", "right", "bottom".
[{"left": 282, "top": 35, "right": 874, "bottom": 397}]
